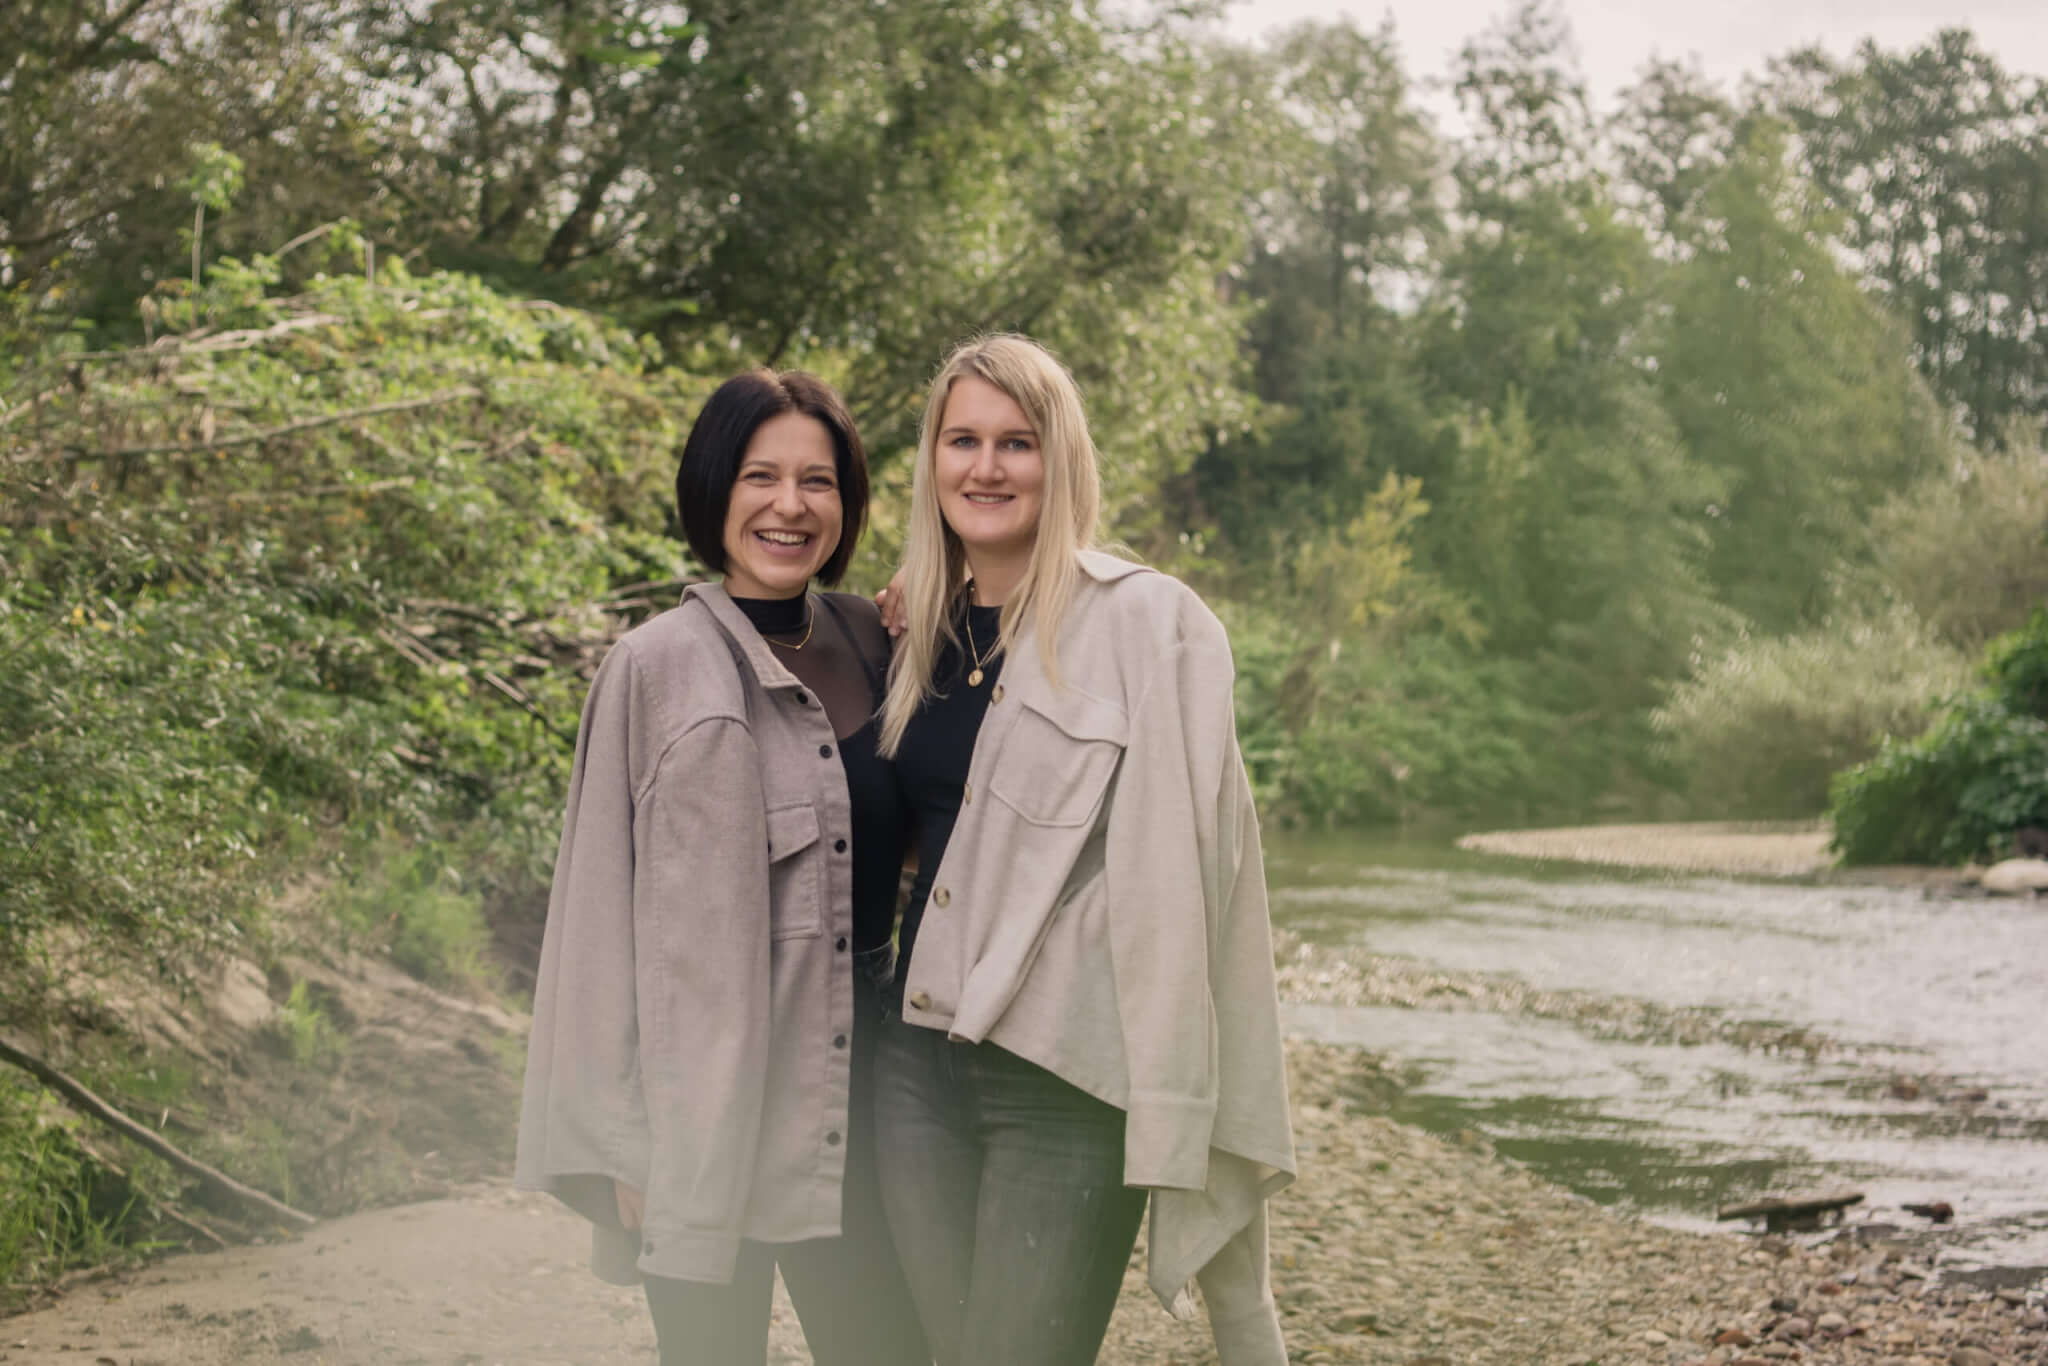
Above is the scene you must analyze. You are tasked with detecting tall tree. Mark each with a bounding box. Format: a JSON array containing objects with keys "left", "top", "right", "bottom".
[
  {"left": 1609, "top": 58, "right": 1739, "bottom": 240},
  {"left": 1188, "top": 18, "right": 1444, "bottom": 566},
  {"left": 1420, "top": 2, "right": 1726, "bottom": 786},
  {"left": 1765, "top": 29, "right": 2048, "bottom": 441},
  {"left": 1655, "top": 119, "right": 1950, "bottom": 632}
]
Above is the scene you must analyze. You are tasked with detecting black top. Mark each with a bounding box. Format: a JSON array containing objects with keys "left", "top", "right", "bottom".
[
  {"left": 893, "top": 600, "right": 1005, "bottom": 986},
  {"left": 732, "top": 592, "right": 904, "bottom": 955}
]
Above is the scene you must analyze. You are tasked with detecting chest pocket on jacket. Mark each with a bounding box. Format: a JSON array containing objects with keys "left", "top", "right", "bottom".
[
  {"left": 765, "top": 801, "right": 823, "bottom": 940},
  {"left": 988, "top": 689, "right": 1128, "bottom": 829}
]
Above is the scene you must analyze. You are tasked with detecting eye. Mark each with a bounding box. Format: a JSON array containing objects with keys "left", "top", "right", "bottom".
[
  {"left": 803, "top": 474, "right": 838, "bottom": 489},
  {"left": 1001, "top": 437, "right": 1036, "bottom": 452},
  {"left": 947, "top": 434, "right": 978, "bottom": 449},
  {"left": 740, "top": 468, "right": 776, "bottom": 483}
]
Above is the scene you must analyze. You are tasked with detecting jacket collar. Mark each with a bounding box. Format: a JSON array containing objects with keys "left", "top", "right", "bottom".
[
  {"left": 993, "top": 550, "right": 1152, "bottom": 709},
  {"left": 1077, "top": 548, "right": 1150, "bottom": 584},
  {"left": 680, "top": 581, "right": 807, "bottom": 692}
]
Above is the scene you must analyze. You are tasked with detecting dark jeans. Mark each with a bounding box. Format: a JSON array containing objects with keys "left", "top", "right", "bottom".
[
  {"left": 871, "top": 1012, "right": 1147, "bottom": 1366},
  {"left": 645, "top": 964, "right": 927, "bottom": 1366}
]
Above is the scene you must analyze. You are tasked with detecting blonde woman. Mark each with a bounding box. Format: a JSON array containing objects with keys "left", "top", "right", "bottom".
[{"left": 872, "top": 335, "right": 1296, "bottom": 1366}]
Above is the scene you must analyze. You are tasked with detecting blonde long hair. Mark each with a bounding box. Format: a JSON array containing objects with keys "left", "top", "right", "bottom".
[{"left": 877, "top": 335, "right": 1102, "bottom": 756}]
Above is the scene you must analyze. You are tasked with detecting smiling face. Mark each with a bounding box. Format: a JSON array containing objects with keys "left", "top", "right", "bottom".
[
  {"left": 934, "top": 376, "right": 1046, "bottom": 587},
  {"left": 719, "top": 411, "right": 844, "bottom": 599}
]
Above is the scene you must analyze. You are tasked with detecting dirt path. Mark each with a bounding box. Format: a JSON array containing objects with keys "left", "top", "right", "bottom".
[{"left": 7, "top": 1043, "right": 2043, "bottom": 1366}]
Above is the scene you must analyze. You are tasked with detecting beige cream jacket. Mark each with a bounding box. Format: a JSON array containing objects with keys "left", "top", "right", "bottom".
[
  {"left": 513, "top": 585, "right": 864, "bottom": 1286},
  {"left": 899, "top": 551, "right": 1298, "bottom": 1365}
]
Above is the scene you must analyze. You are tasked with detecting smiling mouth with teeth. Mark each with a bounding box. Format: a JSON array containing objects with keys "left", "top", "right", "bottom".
[{"left": 755, "top": 530, "right": 811, "bottom": 544}]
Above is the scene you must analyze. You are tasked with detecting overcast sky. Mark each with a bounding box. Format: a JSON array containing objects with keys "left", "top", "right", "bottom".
[{"left": 1219, "top": 0, "right": 2048, "bottom": 111}]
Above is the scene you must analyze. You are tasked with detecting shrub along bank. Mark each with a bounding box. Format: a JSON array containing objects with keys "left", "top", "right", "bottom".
[{"left": 1830, "top": 608, "right": 2048, "bottom": 864}]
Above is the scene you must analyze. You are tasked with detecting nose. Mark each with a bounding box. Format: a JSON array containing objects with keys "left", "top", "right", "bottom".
[
  {"left": 968, "top": 440, "right": 1002, "bottom": 482},
  {"left": 771, "top": 476, "right": 805, "bottom": 515}
]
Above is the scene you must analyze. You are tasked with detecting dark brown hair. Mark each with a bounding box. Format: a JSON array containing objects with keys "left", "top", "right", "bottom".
[{"left": 675, "top": 369, "right": 868, "bottom": 585}]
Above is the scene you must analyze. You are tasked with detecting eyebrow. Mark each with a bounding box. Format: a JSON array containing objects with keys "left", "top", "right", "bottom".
[
  {"left": 940, "top": 425, "right": 1037, "bottom": 439},
  {"left": 739, "top": 459, "right": 838, "bottom": 475}
]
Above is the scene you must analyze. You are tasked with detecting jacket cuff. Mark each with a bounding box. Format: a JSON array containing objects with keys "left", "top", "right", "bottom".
[
  {"left": 1123, "top": 1091, "right": 1216, "bottom": 1189},
  {"left": 632, "top": 1225, "right": 743, "bottom": 1287},
  {"left": 1210, "top": 1297, "right": 1287, "bottom": 1366}
]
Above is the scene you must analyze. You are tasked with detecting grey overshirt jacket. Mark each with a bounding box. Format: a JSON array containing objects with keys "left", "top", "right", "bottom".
[
  {"left": 513, "top": 584, "right": 861, "bottom": 1287},
  {"left": 898, "top": 551, "right": 1298, "bottom": 1366}
]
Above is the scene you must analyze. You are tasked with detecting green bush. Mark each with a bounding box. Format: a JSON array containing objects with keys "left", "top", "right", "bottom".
[
  {"left": 1829, "top": 698, "right": 2048, "bottom": 864},
  {"left": 1983, "top": 606, "right": 2048, "bottom": 721},
  {"left": 0, "top": 258, "right": 708, "bottom": 1020},
  {"left": 1652, "top": 608, "right": 1969, "bottom": 817},
  {"left": 1829, "top": 610, "right": 2048, "bottom": 864}
]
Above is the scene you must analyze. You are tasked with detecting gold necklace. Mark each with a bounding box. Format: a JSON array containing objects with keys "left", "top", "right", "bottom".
[
  {"left": 767, "top": 596, "right": 814, "bottom": 651},
  {"left": 964, "top": 608, "right": 1001, "bottom": 687}
]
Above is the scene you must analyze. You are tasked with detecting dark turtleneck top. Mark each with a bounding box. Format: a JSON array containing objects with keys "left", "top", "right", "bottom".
[
  {"left": 892, "top": 599, "right": 1005, "bottom": 990},
  {"left": 732, "top": 591, "right": 903, "bottom": 956}
]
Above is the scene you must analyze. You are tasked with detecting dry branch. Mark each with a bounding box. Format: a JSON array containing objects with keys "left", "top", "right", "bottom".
[
  {"left": 10, "top": 387, "right": 482, "bottom": 466},
  {"left": 61, "top": 312, "right": 344, "bottom": 364},
  {"left": 0, "top": 1035, "right": 317, "bottom": 1228}
]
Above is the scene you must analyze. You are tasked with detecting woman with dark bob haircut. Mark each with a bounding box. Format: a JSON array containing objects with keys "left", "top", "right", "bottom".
[{"left": 516, "top": 369, "right": 928, "bottom": 1366}]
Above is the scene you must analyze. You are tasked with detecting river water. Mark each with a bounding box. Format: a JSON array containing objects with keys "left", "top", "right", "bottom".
[{"left": 1266, "top": 830, "right": 2048, "bottom": 1271}]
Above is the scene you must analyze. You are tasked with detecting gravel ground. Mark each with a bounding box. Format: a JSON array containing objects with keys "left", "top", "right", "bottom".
[
  {"left": 1455, "top": 823, "right": 1839, "bottom": 878},
  {"left": 6, "top": 1040, "right": 2041, "bottom": 1365}
]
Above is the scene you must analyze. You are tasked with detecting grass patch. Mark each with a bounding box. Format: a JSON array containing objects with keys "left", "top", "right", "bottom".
[
  {"left": 332, "top": 845, "right": 493, "bottom": 990},
  {"left": 0, "top": 1075, "right": 158, "bottom": 1307}
]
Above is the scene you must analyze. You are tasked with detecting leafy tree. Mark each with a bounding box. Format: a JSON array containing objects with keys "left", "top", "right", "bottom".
[
  {"left": 1654, "top": 119, "right": 1948, "bottom": 631},
  {"left": 1609, "top": 59, "right": 1739, "bottom": 238},
  {"left": 1765, "top": 30, "right": 2048, "bottom": 441},
  {"left": 1187, "top": 18, "right": 1444, "bottom": 569}
]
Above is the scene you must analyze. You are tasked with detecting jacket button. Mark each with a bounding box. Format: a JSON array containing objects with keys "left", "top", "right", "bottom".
[
  {"left": 933, "top": 887, "right": 950, "bottom": 908},
  {"left": 793, "top": 689, "right": 808, "bottom": 706},
  {"left": 835, "top": 936, "right": 848, "bottom": 951},
  {"left": 826, "top": 1131, "right": 842, "bottom": 1146},
  {"left": 818, "top": 744, "right": 832, "bottom": 759},
  {"left": 991, "top": 684, "right": 1004, "bottom": 704},
  {"left": 833, "top": 1034, "right": 847, "bottom": 1049},
  {"left": 833, "top": 838, "right": 847, "bottom": 853},
  {"left": 908, "top": 991, "right": 932, "bottom": 1011}
]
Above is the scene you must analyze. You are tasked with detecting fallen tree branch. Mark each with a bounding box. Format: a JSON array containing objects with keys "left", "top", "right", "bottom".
[
  {"left": 0, "top": 1036, "right": 317, "bottom": 1229},
  {"left": 71, "top": 1133, "right": 230, "bottom": 1249}
]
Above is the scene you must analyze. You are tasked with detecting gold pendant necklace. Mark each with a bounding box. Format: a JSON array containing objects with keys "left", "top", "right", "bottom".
[
  {"left": 767, "top": 595, "right": 814, "bottom": 651},
  {"left": 964, "top": 608, "right": 1000, "bottom": 687}
]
